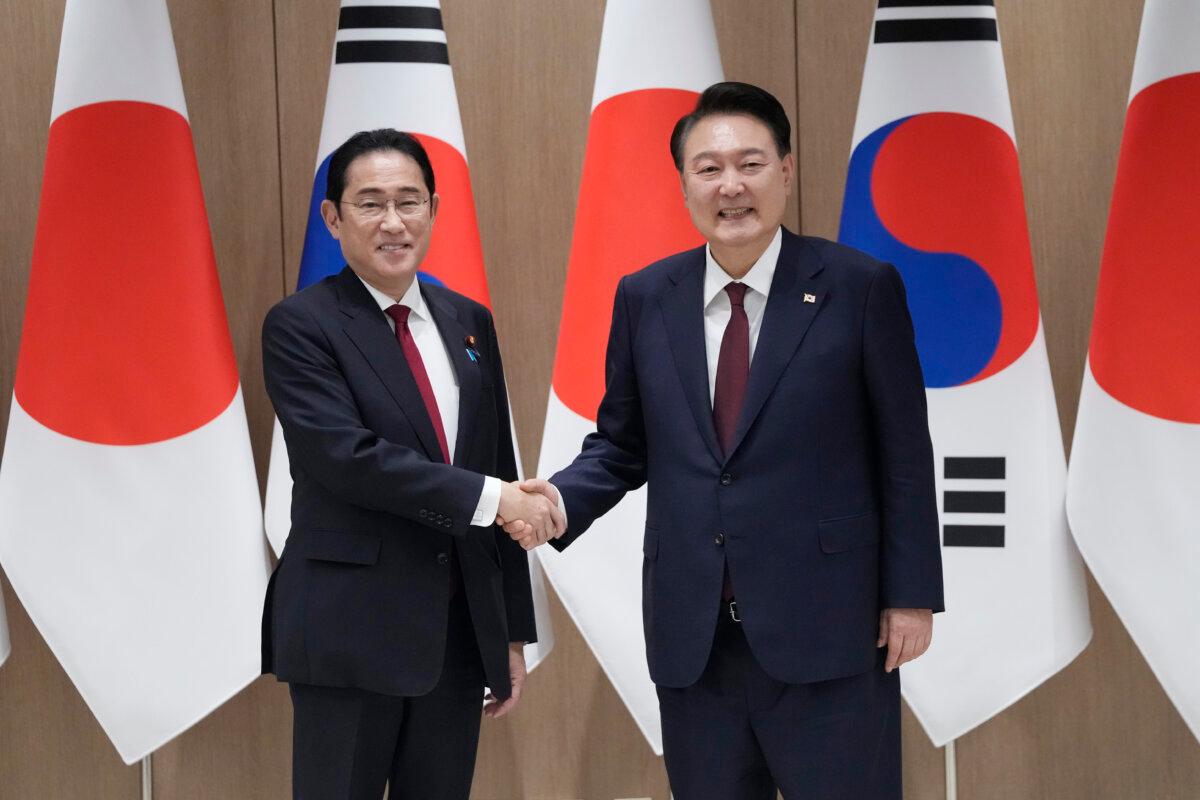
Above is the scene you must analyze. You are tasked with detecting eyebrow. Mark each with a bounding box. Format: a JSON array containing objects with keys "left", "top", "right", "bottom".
[
  {"left": 689, "top": 147, "right": 769, "bottom": 164},
  {"left": 353, "top": 185, "right": 425, "bottom": 196}
]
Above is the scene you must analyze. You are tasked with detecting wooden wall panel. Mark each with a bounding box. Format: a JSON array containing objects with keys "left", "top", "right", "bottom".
[
  {"left": 0, "top": 1, "right": 142, "bottom": 797},
  {"left": 150, "top": 0, "right": 291, "bottom": 797},
  {"left": 275, "top": 1, "right": 339, "bottom": 298}
]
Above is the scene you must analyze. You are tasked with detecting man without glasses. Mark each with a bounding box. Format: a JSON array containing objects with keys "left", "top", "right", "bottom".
[{"left": 512, "top": 82, "right": 944, "bottom": 799}]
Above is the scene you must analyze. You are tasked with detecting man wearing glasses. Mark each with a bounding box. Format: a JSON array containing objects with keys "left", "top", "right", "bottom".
[{"left": 261, "top": 129, "right": 560, "bottom": 799}]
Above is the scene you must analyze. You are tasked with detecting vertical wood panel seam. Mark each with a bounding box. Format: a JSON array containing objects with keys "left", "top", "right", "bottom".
[
  {"left": 792, "top": 0, "right": 802, "bottom": 232},
  {"left": 270, "top": 0, "right": 289, "bottom": 302}
]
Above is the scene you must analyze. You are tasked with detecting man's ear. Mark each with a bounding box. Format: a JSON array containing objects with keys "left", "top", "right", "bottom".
[
  {"left": 781, "top": 152, "right": 796, "bottom": 196},
  {"left": 320, "top": 198, "right": 342, "bottom": 239},
  {"left": 429, "top": 193, "right": 440, "bottom": 224}
]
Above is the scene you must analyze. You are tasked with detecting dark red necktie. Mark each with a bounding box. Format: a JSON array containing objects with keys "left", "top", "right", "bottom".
[
  {"left": 713, "top": 282, "right": 749, "bottom": 456},
  {"left": 712, "top": 282, "right": 749, "bottom": 601},
  {"left": 385, "top": 304, "right": 450, "bottom": 464}
]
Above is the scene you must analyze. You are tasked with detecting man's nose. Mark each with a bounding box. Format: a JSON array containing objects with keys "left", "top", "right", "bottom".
[
  {"left": 379, "top": 205, "right": 407, "bottom": 232},
  {"left": 718, "top": 168, "right": 744, "bottom": 196}
]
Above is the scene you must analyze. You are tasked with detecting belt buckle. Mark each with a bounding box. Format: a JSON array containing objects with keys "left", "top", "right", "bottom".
[{"left": 727, "top": 600, "right": 741, "bottom": 623}]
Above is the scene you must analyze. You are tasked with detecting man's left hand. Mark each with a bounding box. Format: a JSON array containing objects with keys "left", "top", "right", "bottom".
[
  {"left": 876, "top": 608, "right": 933, "bottom": 673},
  {"left": 483, "top": 643, "right": 527, "bottom": 718}
]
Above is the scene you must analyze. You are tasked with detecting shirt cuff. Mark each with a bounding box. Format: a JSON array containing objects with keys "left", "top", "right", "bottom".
[
  {"left": 552, "top": 481, "right": 568, "bottom": 530},
  {"left": 471, "top": 476, "right": 502, "bottom": 527}
]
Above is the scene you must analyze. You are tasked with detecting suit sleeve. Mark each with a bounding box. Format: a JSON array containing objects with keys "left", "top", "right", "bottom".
[
  {"left": 862, "top": 263, "right": 945, "bottom": 612},
  {"left": 482, "top": 309, "right": 537, "bottom": 644},
  {"left": 549, "top": 275, "right": 649, "bottom": 550},
  {"left": 262, "top": 300, "right": 484, "bottom": 540}
]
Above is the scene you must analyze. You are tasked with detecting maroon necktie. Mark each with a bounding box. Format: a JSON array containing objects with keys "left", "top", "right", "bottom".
[
  {"left": 713, "top": 282, "right": 749, "bottom": 456},
  {"left": 712, "top": 282, "right": 749, "bottom": 601},
  {"left": 387, "top": 303, "right": 461, "bottom": 595},
  {"left": 385, "top": 304, "right": 450, "bottom": 464}
]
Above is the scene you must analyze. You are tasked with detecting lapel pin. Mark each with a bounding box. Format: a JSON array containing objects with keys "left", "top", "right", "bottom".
[
  {"left": 804, "top": 293, "right": 817, "bottom": 304},
  {"left": 464, "top": 334, "right": 480, "bottom": 363}
]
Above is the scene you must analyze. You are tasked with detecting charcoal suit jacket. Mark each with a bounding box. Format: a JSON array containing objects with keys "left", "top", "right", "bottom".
[{"left": 261, "top": 266, "right": 535, "bottom": 699}]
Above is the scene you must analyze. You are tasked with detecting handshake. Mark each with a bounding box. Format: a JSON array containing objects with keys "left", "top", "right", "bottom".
[{"left": 495, "top": 478, "right": 565, "bottom": 551}]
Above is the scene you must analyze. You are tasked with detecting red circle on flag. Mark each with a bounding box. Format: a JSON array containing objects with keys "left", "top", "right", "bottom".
[
  {"left": 15, "top": 101, "right": 239, "bottom": 445},
  {"left": 415, "top": 134, "right": 491, "bottom": 308},
  {"left": 1090, "top": 73, "right": 1200, "bottom": 423},
  {"left": 553, "top": 89, "right": 704, "bottom": 420}
]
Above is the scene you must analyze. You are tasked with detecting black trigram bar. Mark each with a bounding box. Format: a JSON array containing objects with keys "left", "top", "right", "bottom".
[
  {"left": 879, "top": 0, "right": 994, "bottom": 7},
  {"left": 944, "top": 524, "right": 1005, "bottom": 547},
  {"left": 335, "top": 41, "right": 450, "bottom": 65},
  {"left": 945, "top": 456, "right": 1005, "bottom": 480},
  {"left": 874, "top": 18, "right": 998, "bottom": 42},
  {"left": 944, "top": 490, "right": 1005, "bottom": 513},
  {"left": 339, "top": 6, "right": 443, "bottom": 30}
]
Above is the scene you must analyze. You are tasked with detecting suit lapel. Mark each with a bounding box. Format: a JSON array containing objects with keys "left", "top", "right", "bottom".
[
  {"left": 423, "top": 285, "right": 480, "bottom": 468},
  {"left": 659, "top": 248, "right": 723, "bottom": 465},
  {"left": 726, "top": 232, "right": 827, "bottom": 460},
  {"left": 336, "top": 268, "right": 443, "bottom": 463}
]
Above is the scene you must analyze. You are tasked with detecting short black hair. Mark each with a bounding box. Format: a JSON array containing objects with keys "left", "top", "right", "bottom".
[
  {"left": 669, "top": 82, "right": 792, "bottom": 171},
  {"left": 325, "top": 128, "right": 436, "bottom": 205}
]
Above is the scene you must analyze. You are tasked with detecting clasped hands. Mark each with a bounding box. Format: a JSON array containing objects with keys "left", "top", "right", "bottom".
[{"left": 495, "top": 478, "right": 565, "bottom": 550}]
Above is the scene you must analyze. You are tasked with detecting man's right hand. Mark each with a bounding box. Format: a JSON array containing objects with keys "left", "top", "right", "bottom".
[
  {"left": 496, "top": 480, "right": 564, "bottom": 548},
  {"left": 497, "top": 479, "right": 565, "bottom": 550}
]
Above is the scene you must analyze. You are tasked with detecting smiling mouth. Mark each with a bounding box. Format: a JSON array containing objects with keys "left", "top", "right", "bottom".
[
  {"left": 378, "top": 243, "right": 412, "bottom": 252},
  {"left": 718, "top": 207, "right": 753, "bottom": 219}
]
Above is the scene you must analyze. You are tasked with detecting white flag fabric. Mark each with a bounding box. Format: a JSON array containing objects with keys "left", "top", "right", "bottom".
[
  {"left": 837, "top": 1, "right": 1091, "bottom": 745},
  {"left": 261, "top": 0, "right": 554, "bottom": 668},
  {"left": 0, "top": 0, "right": 269, "bottom": 763},
  {"left": 534, "top": 0, "right": 722, "bottom": 754},
  {"left": 1066, "top": 0, "right": 1200, "bottom": 743}
]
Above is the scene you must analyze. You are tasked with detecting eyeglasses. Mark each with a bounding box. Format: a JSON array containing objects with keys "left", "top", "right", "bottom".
[{"left": 339, "top": 196, "right": 430, "bottom": 221}]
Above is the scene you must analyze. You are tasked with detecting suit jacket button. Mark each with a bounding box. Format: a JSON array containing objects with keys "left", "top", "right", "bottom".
[
  {"left": 714, "top": 532, "right": 725, "bottom": 546},
  {"left": 437, "top": 552, "right": 449, "bottom": 565},
  {"left": 719, "top": 473, "right": 733, "bottom": 486},
  {"left": 420, "top": 509, "right": 429, "bottom": 519},
  {"left": 443, "top": 519, "right": 452, "bottom": 528}
]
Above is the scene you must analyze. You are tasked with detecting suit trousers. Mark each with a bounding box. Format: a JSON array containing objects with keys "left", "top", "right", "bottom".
[
  {"left": 657, "top": 604, "right": 902, "bottom": 800},
  {"left": 289, "top": 592, "right": 486, "bottom": 800}
]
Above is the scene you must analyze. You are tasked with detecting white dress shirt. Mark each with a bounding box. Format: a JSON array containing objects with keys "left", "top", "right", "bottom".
[
  {"left": 357, "top": 275, "right": 501, "bottom": 527},
  {"left": 703, "top": 226, "right": 782, "bottom": 402}
]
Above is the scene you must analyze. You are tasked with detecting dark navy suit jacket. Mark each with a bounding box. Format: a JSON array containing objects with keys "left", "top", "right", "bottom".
[
  {"left": 550, "top": 229, "right": 943, "bottom": 688},
  {"left": 261, "top": 266, "right": 535, "bottom": 699}
]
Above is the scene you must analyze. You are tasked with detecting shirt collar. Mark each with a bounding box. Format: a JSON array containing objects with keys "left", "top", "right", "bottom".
[
  {"left": 356, "top": 273, "right": 429, "bottom": 321},
  {"left": 703, "top": 226, "right": 783, "bottom": 308}
]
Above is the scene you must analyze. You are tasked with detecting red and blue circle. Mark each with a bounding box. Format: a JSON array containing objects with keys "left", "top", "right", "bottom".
[{"left": 839, "top": 112, "right": 1039, "bottom": 388}]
